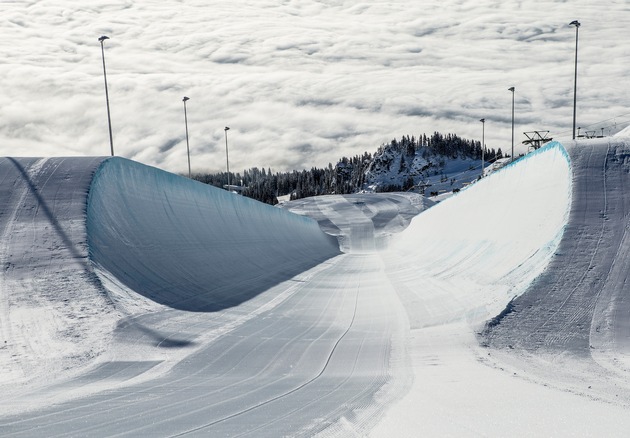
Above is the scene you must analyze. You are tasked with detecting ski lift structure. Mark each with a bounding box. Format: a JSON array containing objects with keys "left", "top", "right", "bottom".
[
  {"left": 522, "top": 130, "right": 553, "bottom": 151},
  {"left": 577, "top": 126, "right": 606, "bottom": 139}
]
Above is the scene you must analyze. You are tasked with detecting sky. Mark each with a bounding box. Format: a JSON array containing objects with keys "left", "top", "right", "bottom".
[{"left": 1, "top": 0, "right": 629, "bottom": 174}]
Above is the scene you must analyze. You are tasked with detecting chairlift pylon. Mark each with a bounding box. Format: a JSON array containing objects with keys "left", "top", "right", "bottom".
[{"left": 522, "top": 131, "right": 553, "bottom": 151}]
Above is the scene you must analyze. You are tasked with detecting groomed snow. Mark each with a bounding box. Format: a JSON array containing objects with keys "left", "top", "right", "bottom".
[
  {"left": 481, "top": 137, "right": 630, "bottom": 414},
  {"left": 0, "top": 157, "right": 113, "bottom": 391},
  {"left": 0, "top": 156, "right": 412, "bottom": 435},
  {"left": 384, "top": 142, "right": 573, "bottom": 329},
  {"left": 3, "top": 138, "right": 630, "bottom": 436},
  {"left": 281, "top": 192, "right": 433, "bottom": 253},
  {"left": 370, "top": 140, "right": 630, "bottom": 436},
  {"left": 88, "top": 157, "right": 340, "bottom": 312}
]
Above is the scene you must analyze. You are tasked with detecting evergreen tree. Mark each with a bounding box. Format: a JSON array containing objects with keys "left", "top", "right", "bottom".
[{"left": 192, "top": 131, "right": 495, "bottom": 205}]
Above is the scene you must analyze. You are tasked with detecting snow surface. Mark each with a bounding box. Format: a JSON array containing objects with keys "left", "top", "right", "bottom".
[
  {"left": 614, "top": 124, "right": 630, "bottom": 138},
  {"left": 0, "top": 157, "right": 114, "bottom": 390},
  {"left": 3, "top": 137, "right": 630, "bottom": 436},
  {"left": 482, "top": 137, "right": 630, "bottom": 409},
  {"left": 88, "top": 157, "right": 340, "bottom": 311},
  {"left": 280, "top": 192, "right": 433, "bottom": 253}
]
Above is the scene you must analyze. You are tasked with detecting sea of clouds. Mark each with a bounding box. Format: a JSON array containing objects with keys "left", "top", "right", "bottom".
[{"left": 1, "top": 0, "right": 628, "bottom": 174}]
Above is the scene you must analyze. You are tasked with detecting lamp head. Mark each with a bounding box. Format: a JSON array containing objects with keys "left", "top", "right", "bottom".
[
  {"left": 569, "top": 20, "right": 581, "bottom": 28},
  {"left": 98, "top": 35, "right": 110, "bottom": 42},
  {"left": 508, "top": 86, "right": 515, "bottom": 92},
  {"left": 183, "top": 96, "right": 190, "bottom": 102},
  {"left": 224, "top": 127, "right": 230, "bottom": 131},
  {"left": 480, "top": 118, "right": 485, "bottom": 123}
]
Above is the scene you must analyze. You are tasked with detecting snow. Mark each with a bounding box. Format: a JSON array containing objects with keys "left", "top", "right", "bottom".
[
  {"left": 482, "top": 137, "right": 630, "bottom": 407},
  {"left": 372, "top": 138, "right": 630, "bottom": 437},
  {"left": 614, "top": 125, "right": 630, "bottom": 138},
  {"left": 371, "top": 322, "right": 630, "bottom": 438},
  {"left": 0, "top": 157, "right": 115, "bottom": 392},
  {"left": 3, "top": 136, "right": 630, "bottom": 436},
  {"left": 280, "top": 192, "right": 433, "bottom": 253},
  {"left": 88, "top": 157, "right": 340, "bottom": 312},
  {"left": 385, "top": 142, "right": 572, "bottom": 328}
]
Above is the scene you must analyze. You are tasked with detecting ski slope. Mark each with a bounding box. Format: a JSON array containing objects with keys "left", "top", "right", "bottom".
[
  {"left": 2, "top": 137, "right": 630, "bottom": 436},
  {"left": 372, "top": 138, "right": 630, "bottom": 437},
  {"left": 483, "top": 138, "right": 630, "bottom": 354}
]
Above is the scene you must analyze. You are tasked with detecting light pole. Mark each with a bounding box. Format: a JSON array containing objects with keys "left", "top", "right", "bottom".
[
  {"left": 224, "top": 127, "right": 231, "bottom": 191},
  {"left": 480, "top": 118, "right": 485, "bottom": 179},
  {"left": 98, "top": 35, "right": 114, "bottom": 156},
  {"left": 508, "top": 86, "right": 515, "bottom": 162},
  {"left": 182, "top": 97, "right": 191, "bottom": 178},
  {"left": 570, "top": 20, "right": 581, "bottom": 140}
]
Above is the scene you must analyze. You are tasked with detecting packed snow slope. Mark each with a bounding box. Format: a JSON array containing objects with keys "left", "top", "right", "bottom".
[
  {"left": 0, "top": 157, "right": 112, "bottom": 387},
  {"left": 482, "top": 137, "right": 630, "bottom": 354},
  {"left": 371, "top": 138, "right": 630, "bottom": 437},
  {"left": 480, "top": 137, "right": 630, "bottom": 404},
  {"left": 88, "top": 157, "right": 340, "bottom": 311},
  {"left": 0, "top": 156, "right": 415, "bottom": 437},
  {"left": 383, "top": 141, "right": 573, "bottom": 329},
  {"left": 281, "top": 192, "right": 433, "bottom": 253}
]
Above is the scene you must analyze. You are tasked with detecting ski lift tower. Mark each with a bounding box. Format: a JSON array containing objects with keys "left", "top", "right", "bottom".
[{"left": 522, "top": 131, "right": 553, "bottom": 151}]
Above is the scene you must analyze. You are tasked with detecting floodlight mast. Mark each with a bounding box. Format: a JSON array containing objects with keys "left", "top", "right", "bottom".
[
  {"left": 480, "top": 118, "right": 485, "bottom": 179},
  {"left": 508, "top": 86, "right": 515, "bottom": 162},
  {"left": 183, "top": 97, "right": 191, "bottom": 178},
  {"left": 98, "top": 35, "right": 114, "bottom": 156},
  {"left": 570, "top": 20, "right": 581, "bottom": 140},
  {"left": 224, "top": 127, "right": 231, "bottom": 190}
]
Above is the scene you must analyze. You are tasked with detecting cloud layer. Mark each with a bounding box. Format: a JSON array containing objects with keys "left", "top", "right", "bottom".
[{"left": 1, "top": 0, "right": 628, "bottom": 173}]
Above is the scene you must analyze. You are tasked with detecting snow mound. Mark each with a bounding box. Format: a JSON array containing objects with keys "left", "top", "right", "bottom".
[
  {"left": 280, "top": 192, "right": 433, "bottom": 253},
  {"left": 88, "top": 157, "right": 340, "bottom": 312}
]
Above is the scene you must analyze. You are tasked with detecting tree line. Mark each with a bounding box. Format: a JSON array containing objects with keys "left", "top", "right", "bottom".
[{"left": 192, "top": 132, "right": 503, "bottom": 205}]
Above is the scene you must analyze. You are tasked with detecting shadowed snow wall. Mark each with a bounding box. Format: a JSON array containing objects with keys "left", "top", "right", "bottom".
[{"left": 87, "top": 157, "right": 340, "bottom": 312}]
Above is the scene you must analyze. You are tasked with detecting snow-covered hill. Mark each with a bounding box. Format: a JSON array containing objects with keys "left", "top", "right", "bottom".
[{"left": 362, "top": 137, "right": 508, "bottom": 197}]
